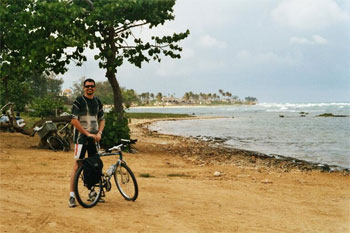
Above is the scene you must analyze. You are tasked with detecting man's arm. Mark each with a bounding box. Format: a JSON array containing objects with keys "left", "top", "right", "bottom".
[{"left": 96, "top": 119, "right": 105, "bottom": 142}]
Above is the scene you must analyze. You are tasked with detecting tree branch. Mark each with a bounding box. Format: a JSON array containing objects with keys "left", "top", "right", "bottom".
[{"left": 115, "top": 22, "right": 148, "bottom": 34}]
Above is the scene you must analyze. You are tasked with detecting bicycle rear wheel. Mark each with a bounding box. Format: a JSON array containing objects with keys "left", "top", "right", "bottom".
[
  {"left": 114, "top": 162, "right": 138, "bottom": 201},
  {"left": 74, "top": 164, "right": 102, "bottom": 208},
  {"left": 47, "top": 135, "right": 64, "bottom": 151}
]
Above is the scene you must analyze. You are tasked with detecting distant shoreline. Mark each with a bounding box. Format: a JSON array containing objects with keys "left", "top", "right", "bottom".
[{"left": 103, "top": 103, "right": 257, "bottom": 110}]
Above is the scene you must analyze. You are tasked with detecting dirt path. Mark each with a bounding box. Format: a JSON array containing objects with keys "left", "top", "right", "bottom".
[{"left": 0, "top": 119, "right": 349, "bottom": 233}]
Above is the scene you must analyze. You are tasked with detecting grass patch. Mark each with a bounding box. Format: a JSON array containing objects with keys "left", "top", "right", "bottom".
[
  {"left": 21, "top": 113, "right": 41, "bottom": 129},
  {"left": 167, "top": 173, "right": 189, "bottom": 177},
  {"left": 139, "top": 173, "right": 154, "bottom": 178},
  {"left": 125, "top": 112, "right": 192, "bottom": 119}
]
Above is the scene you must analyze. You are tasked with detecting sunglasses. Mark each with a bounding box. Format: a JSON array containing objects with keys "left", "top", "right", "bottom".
[{"left": 84, "top": 85, "right": 95, "bottom": 88}]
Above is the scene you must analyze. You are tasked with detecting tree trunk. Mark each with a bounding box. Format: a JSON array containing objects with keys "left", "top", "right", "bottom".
[
  {"left": 106, "top": 70, "right": 124, "bottom": 117},
  {"left": 105, "top": 26, "right": 124, "bottom": 118}
]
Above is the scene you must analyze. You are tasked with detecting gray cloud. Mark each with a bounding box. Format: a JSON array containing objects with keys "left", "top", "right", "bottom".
[{"left": 62, "top": 0, "right": 350, "bottom": 102}]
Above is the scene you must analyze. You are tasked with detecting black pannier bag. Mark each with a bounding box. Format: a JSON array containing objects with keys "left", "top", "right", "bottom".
[{"left": 83, "top": 156, "right": 103, "bottom": 189}]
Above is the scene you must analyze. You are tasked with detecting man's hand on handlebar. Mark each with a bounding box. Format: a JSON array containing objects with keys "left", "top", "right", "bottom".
[
  {"left": 87, "top": 133, "right": 102, "bottom": 142},
  {"left": 87, "top": 133, "right": 97, "bottom": 142},
  {"left": 95, "top": 133, "right": 102, "bottom": 142}
]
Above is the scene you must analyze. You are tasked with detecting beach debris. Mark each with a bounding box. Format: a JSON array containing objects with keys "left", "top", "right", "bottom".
[
  {"left": 214, "top": 171, "right": 222, "bottom": 177},
  {"left": 299, "top": 112, "right": 308, "bottom": 117},
  {"left": 261, "top": 179, "right": 273, "bottom": 184}
]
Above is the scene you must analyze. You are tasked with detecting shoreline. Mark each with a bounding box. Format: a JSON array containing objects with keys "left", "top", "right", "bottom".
[{"left": 133, "top": 116, "right": 349, "bottom": 173}]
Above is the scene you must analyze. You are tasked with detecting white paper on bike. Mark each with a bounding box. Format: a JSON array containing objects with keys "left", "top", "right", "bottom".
[{"left": 74, "top": 144, "right": 83, "bottom": 159}]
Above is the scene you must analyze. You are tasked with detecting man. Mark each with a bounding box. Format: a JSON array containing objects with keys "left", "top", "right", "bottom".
[{"left": 69, "top": 78, "right": 105, "bottom": 208}]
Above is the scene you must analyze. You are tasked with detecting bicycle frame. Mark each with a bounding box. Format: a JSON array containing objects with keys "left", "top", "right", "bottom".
[{"left": 98, "top": 144, "right": 129, "bottom": 191}]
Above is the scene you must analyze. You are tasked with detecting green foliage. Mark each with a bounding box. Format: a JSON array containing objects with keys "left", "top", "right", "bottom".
[
  {"left": 122, "top": 88, "right": 140, "bottom": 109},
  {"left": 139, "top": 173, "right": 154, "bottom": 178},
  {"left": 0, "top": 79, "right": 33, "bottom": 112},
  {"left": 30, "top": 95, "right": 64, "bottom": 118},
  {"left": 70, "top": 0, "right": 190, "bottom": 114},
  {"left": 94, "top": 81, "right": 114, "bottom": 104},
  {"left": 0, "top": 72, "right": 63, "bottom": 112},
  {"left": 100, "top": 111, "right": 130, "bottom": 149},
  {"left": 244, "top": 96, "right": 258, "bottom": 103},
  {"left": 1, "top": 0, "right": 86, "bottom": 81},
  {"left": 1, "top": 0, "right": 82, "bottom": 110},
  {"left": 20, "top": 113, "right": 41, "bottom": 129},
  {"left": 1, "top": 0, "right": 189, "bottom": 117},
  {"left": 31, "top": 73, "right": 63, "bottom": 97}
]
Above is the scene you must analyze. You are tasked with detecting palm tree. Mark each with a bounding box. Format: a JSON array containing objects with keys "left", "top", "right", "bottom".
[
  {"left": 156, "top": 92, "right": 163, "bottom": 102},
  {"left": 218, "top": 89, "right": 224, "bottom": 98},
  {"left": 183, "top": 92, "right": 190, "bottom": 102}
]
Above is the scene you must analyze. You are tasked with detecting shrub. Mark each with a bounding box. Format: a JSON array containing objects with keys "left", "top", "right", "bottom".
[
  {"left": 100, "top": 111, "right": 130, "bottom": 149},
  {"left": 30, "top": 95, "right": 64, "bottom": 118}
]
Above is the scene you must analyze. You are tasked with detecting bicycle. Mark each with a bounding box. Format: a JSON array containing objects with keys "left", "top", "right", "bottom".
[
  {"left": 47, "top": 122, "right": 72, "bottom": 151},
  {"left": 32, "top": 121, "right": 71, "bottom": 152},
  {"left": 74, "top": 139, "right": 139, "bottom": 208}
]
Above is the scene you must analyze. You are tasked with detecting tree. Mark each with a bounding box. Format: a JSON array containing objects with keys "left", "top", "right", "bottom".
[
  {"left": 94, "top": 80, "right": 114, "bottom": 104},
  {"left": 122, "top": 88, "right": 139, "bottom": 109},
  {"left": 156, "top": 92, "right": 163, "bottom": 102},
  {"left": 0, "top": 71, "right": 63, "bottom": 111},
  {"left": 70, "top": 0, "right": 189, "bottom": 117},
  {"left": 71, "top": 77, "right": 86, "bottom": 100},
  {"left": 183, "top": 92, "right": 190, "bottom": 101},
  {"left": 218, "top": 89, "right": 224, "bottom": 99},
  {"left": 30, "top": 73, "right": 63, "bottom": 98},
  {"left": 0, "top": 0, "right": 87, "bottom": 106},
  {"left": 245, "top": 96, "right": 258, "bottom": 103}
]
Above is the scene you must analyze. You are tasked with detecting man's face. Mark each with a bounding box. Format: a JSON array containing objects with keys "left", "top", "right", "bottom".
[{"left": 84, "top": 81, "right": 96, "bottom": 96}]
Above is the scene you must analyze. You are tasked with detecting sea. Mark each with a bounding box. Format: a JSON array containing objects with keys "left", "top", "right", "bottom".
[{"left": 127, "top": 103, "right": 350, "bottom": 169}]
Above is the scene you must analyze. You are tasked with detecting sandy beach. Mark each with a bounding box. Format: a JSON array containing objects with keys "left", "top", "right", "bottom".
[{"left": 0, "top": 117, "right": 349, "bottom": 233}]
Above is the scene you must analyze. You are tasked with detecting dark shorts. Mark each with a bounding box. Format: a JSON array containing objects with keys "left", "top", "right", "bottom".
[{"left": 74, "top": 139, "right": 98, "bottom": 160}]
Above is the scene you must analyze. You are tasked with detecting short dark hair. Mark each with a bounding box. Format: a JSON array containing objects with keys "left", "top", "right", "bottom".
[{"left": 83, "top": 78, "right": 95, "bottom": 86}]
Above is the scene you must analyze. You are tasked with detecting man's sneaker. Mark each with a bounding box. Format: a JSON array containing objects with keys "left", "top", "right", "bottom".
[
  {"left": 68, "top": 197, "right": 76, "bottom": 208},
  {"left": 87, "top": 190, "right": 97, "bottom": 202},
  {"left": 87, "top": 191, "right": 106, "bottom": 203}
]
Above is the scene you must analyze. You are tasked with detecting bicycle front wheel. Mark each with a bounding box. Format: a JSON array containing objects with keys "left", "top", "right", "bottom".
[
  {"left": 74, "top": 165, "right": 102, "bottom": 208},
  {"left": 114, "top": 162, "right": 138, "bottom": 201}
]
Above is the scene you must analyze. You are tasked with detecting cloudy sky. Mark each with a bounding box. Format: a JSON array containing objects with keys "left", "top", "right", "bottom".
[{"left": 61, "top": 0, "right": 350, "bottom": 103}]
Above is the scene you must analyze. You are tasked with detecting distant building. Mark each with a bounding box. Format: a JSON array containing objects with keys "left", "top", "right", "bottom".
[{"left": 61, "top": 89, "right": 73, "bottom": 97}]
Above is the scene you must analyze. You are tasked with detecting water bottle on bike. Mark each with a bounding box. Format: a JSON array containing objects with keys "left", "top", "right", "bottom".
[{"left": 106, "top": 164, "right": 116, "bottom": 176}]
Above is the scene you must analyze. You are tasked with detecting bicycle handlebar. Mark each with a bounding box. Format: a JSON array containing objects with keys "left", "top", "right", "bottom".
[{"left": 105, "top": 139, "right": 137, "bottom": 152}]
